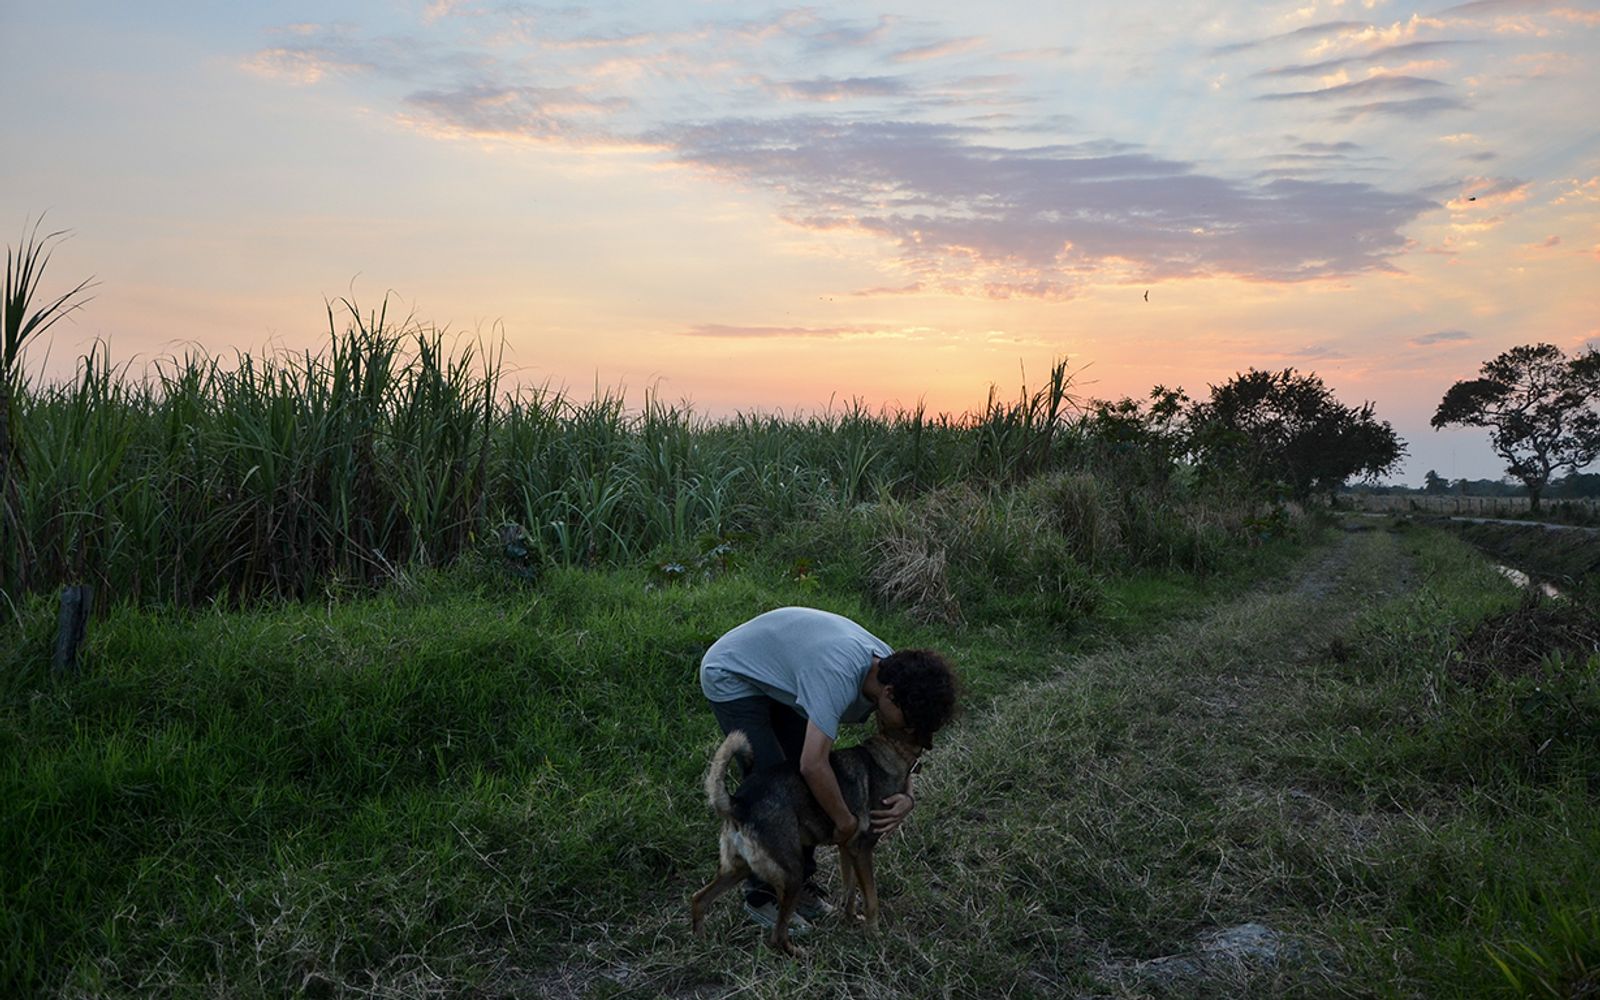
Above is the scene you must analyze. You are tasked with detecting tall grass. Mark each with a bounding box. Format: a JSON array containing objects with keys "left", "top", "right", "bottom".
[
  {"left": 5, "top": 300, "right": 1173, "bottom": 610},
  {"left": 2, "top": 220, "right": 94, "bottom": 598}
]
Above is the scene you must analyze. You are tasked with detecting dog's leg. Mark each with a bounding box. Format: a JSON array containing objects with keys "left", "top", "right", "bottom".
[
  {"left": 837, "top": 844, "right": 860, "bottom": 922},
  {"left": 856, "top": 849, "right": 881, "bottom": 931},
  {"left": 769, "top": 881, "right": 806, "bottom": 958},
  {"left": 690, "top": 867, "right": 747, "bottom": 936}
]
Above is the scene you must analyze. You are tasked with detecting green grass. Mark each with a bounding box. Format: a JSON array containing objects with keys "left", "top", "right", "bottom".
[
  {"left": 2, "top": 564, "right": 808, "bottom": 992},
  {"left": 6, "top": 494, "right": 1593, "bottom": 996},
  {"left": 1, "top": 510, "right": 1315, "bottom": 997},
  {"left": 1280, "top": 525, "right": 1600, "bottom": 997},
  {"left": 571, "top": 521, "right": 1591, "bottom": 999}
]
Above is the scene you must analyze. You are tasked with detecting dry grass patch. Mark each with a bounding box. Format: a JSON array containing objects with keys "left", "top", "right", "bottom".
[{"left": 1451, "top": 594, "right": 1600, "bottom": 684}]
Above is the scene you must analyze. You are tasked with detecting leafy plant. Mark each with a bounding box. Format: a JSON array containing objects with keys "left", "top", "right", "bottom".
[
  {"left": 1, "top": 220, "right": 94, "bottom": 595},
  {"left": 1484, "top": 900, "right": 1600, "bottom": 998}
]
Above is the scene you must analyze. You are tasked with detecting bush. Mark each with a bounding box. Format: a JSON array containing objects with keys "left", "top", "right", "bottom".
[{"left": 860, "top": 483, "right": 1102, "bottom": 627}]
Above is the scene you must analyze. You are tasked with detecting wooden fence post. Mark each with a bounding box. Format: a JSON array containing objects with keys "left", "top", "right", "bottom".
[{"left": 52, "top": 585, "right": 92, "bottom": 675}]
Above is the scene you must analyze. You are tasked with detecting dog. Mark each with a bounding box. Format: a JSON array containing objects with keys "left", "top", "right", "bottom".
[{"left": 689, "top": 724, "right": 924, "bottom": 956}]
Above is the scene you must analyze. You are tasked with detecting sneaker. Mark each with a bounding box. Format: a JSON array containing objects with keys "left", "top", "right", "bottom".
[
  {"left": 796, "top": 881, "right": 835, "bottom": 921},
  {"left": 743, "top": 897, "right": 811, "bottom": 936}
]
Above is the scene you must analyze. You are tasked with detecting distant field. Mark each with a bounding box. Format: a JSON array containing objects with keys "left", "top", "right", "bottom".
[{"left": 1340, "top": 492, "right": 1600, "bottom": 518}]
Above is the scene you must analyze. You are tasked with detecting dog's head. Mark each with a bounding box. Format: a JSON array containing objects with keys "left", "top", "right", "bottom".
[
  {"left": 871, "top": 705, "right": 939, "bottom": 754},
  {"left": 875, "top": 717, "right": 933, "bottom": 758}
]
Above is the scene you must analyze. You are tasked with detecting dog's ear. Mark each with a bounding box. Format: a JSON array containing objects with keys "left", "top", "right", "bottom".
[{"left": 917, "top": 729, "right": 934, "bottom": 750}]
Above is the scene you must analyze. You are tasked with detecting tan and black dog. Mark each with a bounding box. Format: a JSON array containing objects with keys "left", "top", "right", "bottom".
[{"left": 689, "top": 725, "right": 923, "bottom": 956}]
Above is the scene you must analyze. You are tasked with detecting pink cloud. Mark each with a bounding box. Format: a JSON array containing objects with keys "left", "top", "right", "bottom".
[{"left": 891, "top": 36, "right": 986, "bottom": 63}]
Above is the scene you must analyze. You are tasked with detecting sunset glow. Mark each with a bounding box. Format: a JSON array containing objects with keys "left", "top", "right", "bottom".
[{"left": 4, "top": 0, "right": 1598, "bottom": 481}]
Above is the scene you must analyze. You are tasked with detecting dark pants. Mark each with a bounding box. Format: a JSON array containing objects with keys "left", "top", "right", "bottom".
[{"left": 708, "top": 696, "right": 819, "bottom": 903}]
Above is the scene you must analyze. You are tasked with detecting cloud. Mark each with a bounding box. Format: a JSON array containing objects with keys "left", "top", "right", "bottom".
[
  {"left": 1552, "top": 176, "right": 1600, "bottom": 205},
  {"left": 850, "top": 283, "right": 925, "bottom": 296},
  {"left": 1255, "top": 74, "right": 1469, "bottom": 122},
  {"left": 1410, "top": 329, "right": 1474, "bottom": 346},
  {"left": 242, "top": 23, "right": 493, "bottom": 85},
  {"left": 401, "top": 84, "right": 630, "bottom": 141},
  {"left": 246, "top": 7, "right": 1537, "bottom": 301},
  {"left": 657, "top": 116, "right": 1436, "bottom": 296},
  {"left": 1329, "top": 95, "right": 1470, "bottom": 121},
  {"left": 797, "top": 13, "right": 896, "bottom": 52},
  {"left": 1523, "top": 234, "right": 1562, "bottom": 248},
  {"left": 422, "top": 0, "right": 472, "bottom": 23},
  {"left": 1282, "top": 343, "right": 1351, "bottom": 361},
  {"left": 242, "top": 46, "right": 373, "bottom": 84},
  {"left": 890, "top": 36, "right": 986, "bottom": 63},
  {"left": 765, "top": 76, "right": 909, "bottom": 102},
  {"left": 1439, "top": 0, "right": 1559, "bottom": 16},
  {"left": 1552, "top": 7, "right": 1600, "bottom": 27},
  {"left": 1257, "top": 74, "right": 1449, "bottom": 102},
  {"left": 681, "top": 323, "right": 859, "bottom": 338},
  {"left": 1449, "top": 175, "right": 1529, "bottom": 208},
  {"left": 1253, "top": 40, "right": 1467, "bottom": 79},
  {"left": 1212, "top": 20, "right": 1369, "bottom": 55}
]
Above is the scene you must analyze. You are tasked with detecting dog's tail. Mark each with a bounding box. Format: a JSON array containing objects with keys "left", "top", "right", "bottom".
[{"left": 704, "top": 730, "right": 752, "bottom": 820}]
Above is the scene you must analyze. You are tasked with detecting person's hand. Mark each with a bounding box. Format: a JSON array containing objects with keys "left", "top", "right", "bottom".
[
  {"left": 869, "top": 793, "right": 914, "bottom": 836},
  {"left": 832, "top": 815, "right": 859, "bottom": 844}
]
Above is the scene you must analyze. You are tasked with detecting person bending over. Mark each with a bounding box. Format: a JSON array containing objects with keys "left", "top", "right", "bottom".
[{"left": 698, "top": 606, "right": 957, "bottom": 931}]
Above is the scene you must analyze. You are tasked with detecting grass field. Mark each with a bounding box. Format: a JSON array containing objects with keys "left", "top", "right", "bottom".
[
  {"left": 4, "top": 317, "right": 1596, "bottom": 997},
  {"left": 546, "top": 521, "right": 1599, "bottom": 999},
  {"left": 5, "top": 515, "right": 1597, "bottom": 998}
]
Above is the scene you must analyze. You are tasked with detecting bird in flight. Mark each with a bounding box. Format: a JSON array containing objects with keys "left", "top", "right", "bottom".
[{"left": 1143, "top": 289, "right": 1149, "bottom": 302}]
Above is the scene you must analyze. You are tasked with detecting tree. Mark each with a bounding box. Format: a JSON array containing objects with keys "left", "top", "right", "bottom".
[
  {"left": 1431, "top": 343, "right": 1600, "bottom": 512},
  {"left": 1187, "top": 368, "right": 1406, "bottom": 500},
  {"left": 1423, "top": 469, "right": 1449, "bottom": 494},
  {"left": 1552, "top": 472, "right": 1600, "bottom": 499},
  {"left": 1084, "top": 385, "right": 1190, "bottom": 491}
]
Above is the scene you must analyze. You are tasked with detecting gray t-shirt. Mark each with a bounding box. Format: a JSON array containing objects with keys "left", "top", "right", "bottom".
[{"left": 699, "top": 607, "right": 892, "bottom": 739}]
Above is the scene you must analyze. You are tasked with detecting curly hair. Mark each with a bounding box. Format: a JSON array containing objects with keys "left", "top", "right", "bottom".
[{"left": 877, "top": 648, "right": 958, "bottom": 747}]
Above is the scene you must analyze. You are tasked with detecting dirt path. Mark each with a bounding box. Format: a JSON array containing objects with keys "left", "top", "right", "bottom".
[{"left": 516, "top": 528, "right": 1427, "bottom": 999}]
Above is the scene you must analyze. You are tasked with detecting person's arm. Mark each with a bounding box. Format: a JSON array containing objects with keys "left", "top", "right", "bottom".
[
  {"left": 870, "top": 771, "right": 914, "bottom": 835},
  {"left": 798, "top": 721, "right": 857, "bottom": 843}
]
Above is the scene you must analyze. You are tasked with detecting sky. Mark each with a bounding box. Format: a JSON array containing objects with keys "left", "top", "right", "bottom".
[{"left": 3, "top": 0, "right": 1598, "bottom": 484}]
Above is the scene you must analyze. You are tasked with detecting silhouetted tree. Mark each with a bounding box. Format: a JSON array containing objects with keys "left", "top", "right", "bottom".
[
  {"left": 1423, "top": 469, "right": 1449, "bottom": 494},
  {"left": 1431, "top": 343, "right": 1600, "bottom": 512},
  {"left": 1187, "top": 368, "right": 1405, "bottom": 500}
]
